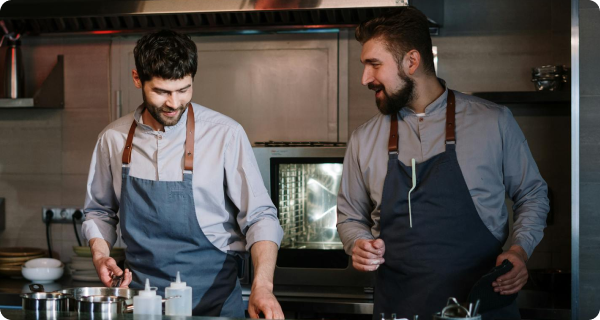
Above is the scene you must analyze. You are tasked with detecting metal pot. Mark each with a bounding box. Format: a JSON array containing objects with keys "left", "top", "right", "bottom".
[
  {"left": 76, "top": 295, "right": 133, "bottom": 319},
  {"left": 21, "top": 291, "right": 71, "bottom": 312},
  {"left": 59, "top": 287, "right": 138, "bottom": 310}
]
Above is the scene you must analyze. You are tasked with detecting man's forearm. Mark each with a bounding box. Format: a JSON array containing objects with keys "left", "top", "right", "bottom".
[
  {"left": 89, "top": 238, "right": 111, "bottom": 259},
  {"left": 250, "top": 240, "right": 278, "bottom": 291}
]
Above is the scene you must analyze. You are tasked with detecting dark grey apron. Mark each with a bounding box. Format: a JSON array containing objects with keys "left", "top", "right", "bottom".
[
  {"left": 373, "top": 91, "right": 520, "bottom": 320},
  {"left": 119, "top": 105, "right": 244, "bottom": 317}
]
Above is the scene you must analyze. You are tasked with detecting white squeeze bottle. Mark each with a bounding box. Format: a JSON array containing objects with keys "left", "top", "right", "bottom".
[
  {"left": 133, "top": 278, "right": 162, "bottom": 315},
  {"left": 165, "top": 271, "right": 192, "bottom": 316}
]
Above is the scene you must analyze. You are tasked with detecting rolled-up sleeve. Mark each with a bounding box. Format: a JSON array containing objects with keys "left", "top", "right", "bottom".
[
  {"left": 82, "top": 137, "right": 120, "bottom": 248},
  {"left": 501, "top": 107, "right": 549, "bottom": 258},
  {"left": 337, "top": 134, "right": 375, "bottom": 255},
  {"left": 224, "top": 125, "right": 283, "bottom": 251}
]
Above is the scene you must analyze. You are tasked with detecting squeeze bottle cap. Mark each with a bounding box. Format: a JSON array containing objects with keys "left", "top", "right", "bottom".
[
  {"left": 169, "top": 271, "right": 187, "bottom": 289},
  {"left": 139, "top": 278, "right": 158, "bottom": 297}
]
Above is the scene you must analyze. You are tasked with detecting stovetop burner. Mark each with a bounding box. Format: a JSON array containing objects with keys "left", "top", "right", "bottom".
[{"left": 254, "top": 141, "right": 347, "bottom": 147}]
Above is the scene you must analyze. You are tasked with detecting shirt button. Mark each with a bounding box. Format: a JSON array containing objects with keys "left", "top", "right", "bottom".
[
  {"left": 157, "top": 135, "right": 162, "bottom": 140},
  {"left": 419, "top": 117, "right": 424, "bottom": 122}
]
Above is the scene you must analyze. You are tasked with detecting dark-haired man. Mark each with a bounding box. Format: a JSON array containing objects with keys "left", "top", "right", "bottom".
[
  {"left": 83, "top": 30, "right": 284, "bottom": 319},
  {"left": 336, "top": 7, "right": 549, "bottom": 320}
]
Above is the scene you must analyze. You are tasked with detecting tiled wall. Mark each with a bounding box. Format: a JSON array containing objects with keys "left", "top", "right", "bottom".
[
  {"left": 0, "top": 37, "right": 111, "bottom": 262},
  {"left": 347, "top": 0, "right": 571, "bottom": 270},
  {"left": 578, "top": 0, "right": 600, "bottom": 318}
]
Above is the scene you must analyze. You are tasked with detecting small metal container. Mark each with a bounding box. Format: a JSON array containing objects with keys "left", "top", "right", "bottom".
[
  {"left": 76, "top": 295, "right": 131, "bottom": 318},
  {"left": 21, "top": 291, "right": 71, "bottom": 319}
]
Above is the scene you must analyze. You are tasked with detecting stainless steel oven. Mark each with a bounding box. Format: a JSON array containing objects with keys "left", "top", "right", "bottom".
[{"left": 252, "top": 142, "right": 375, "bottom": 289}]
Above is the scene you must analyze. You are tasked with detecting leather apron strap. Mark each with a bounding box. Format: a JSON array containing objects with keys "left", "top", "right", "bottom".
[
  {"left": 388, "top": 90, "right": 456, "bottom": 153},
  {"left": 122, "top": 104, "right": 195, "bottom": 171}
]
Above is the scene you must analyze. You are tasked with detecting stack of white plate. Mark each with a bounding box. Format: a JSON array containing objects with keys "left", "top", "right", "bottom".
[{"left": 69, "top": 246, "right": 126, "bottom": 282}]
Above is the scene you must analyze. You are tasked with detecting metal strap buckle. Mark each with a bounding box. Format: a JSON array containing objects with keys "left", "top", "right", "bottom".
[{"left": 445, "top": 141, "right": 456, "bottom": 145}]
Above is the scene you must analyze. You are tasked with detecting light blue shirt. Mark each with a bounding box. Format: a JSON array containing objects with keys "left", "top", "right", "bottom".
[
  {"left": 82, "top": 103, "right": 283, "bottom": 253},
  {"left": 337, "top": 88, "right": 549, "bottom": 258}
]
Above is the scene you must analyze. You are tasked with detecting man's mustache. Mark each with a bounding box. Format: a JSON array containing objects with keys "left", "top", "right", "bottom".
[{"left": 368, "top": 83, "right": 384, "bottom": 91}]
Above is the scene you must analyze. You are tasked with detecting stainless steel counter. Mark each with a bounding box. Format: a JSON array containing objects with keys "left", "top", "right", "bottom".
[{"left": 0, "top": 276, "right": 570, "bottom": 320}]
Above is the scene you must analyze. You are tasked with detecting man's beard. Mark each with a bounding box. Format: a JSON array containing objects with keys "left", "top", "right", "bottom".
[
  {"left": 370, "top": 72, "right": 416, "bottom": 116},
  {"left": 143, "top": 93, "right": 188, "bottom": 127}
]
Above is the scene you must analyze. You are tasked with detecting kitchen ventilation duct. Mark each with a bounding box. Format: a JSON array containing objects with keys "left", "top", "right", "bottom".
[{"left": 0, "top": 0, "right": 441, "bottom": 35}]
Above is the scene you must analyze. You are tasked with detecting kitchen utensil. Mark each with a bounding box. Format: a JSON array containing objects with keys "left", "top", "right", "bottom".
[
  {"left": 25, "top": 258, "right": 63, "bottom": 268},
  {"left": 21, "top": 264, "right": 64, "bottom": 283},
  {"left": 3, "top": 37, "right": 24, "bottom": 99},
  {"left": 467, "top": 259, "right": 517, "bottom": 313},
  {"left": 0, "top": 264, "right": 23, "bottom": 277},
  {"left": 0, "top": 254, "right": 45, "bottom": 264},
  {"left": 59, "top": 287, "right": 139, "bottom": 307},
  {"left": 433, "top": 297, "right": 482, "bottom": 320},
  {"left": 76, "top": 295, "right": 181, "bottom": 316},
  {"left": 76, "top": 295, "right": 132, "bottom": 316},
  {"left": 72, "top": 246, "right": 125, "bottom": 259},
  {"left": 70, "top": 269, "right": 101, "bottom": 282},
  {"left": 0, "top": 247, "right": 45, "bottom": 257},
  {"left": 531, "top": 65, "right": 569, "bottom": 91},
  {"left": 21, "top": 284, "right": 71, "bottom": 313},
  {"left": 110, "top": 273, "right": 124, "bottom": 287}
]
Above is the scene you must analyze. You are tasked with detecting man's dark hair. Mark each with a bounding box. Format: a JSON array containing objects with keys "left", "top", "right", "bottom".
[
  {"left": 355, "top": 7, "right": 435, "bottom": 75},
  {"left": 133, "top": 29, "right": 198, "bottom": 83}
]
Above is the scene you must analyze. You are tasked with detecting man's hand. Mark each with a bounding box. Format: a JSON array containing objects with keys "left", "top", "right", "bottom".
[
  {"left": 89, "top": 238, "right": 132, "bottom": 288},
  {"left": 492, "top": 245, "right": 528, "bottom": 295},
  {"left": 352, "top": 238, "right": 385, "bottom": 272},
  {"left": 248, "top": 285, "right": 284, "bottom": 319},
  {"left": 249, "top": 241, "right": 284, "bottom": 319}
]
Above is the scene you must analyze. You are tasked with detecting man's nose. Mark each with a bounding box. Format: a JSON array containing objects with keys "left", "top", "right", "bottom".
[
  {"left": 165, "top": 94, "right": 177, "bottom": 108},
  {"left": 362, "top": 67, "right": 374, "bottom": 86}
]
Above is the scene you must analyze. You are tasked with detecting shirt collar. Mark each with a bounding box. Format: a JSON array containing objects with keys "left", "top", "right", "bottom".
[
  {"left": 133, "top": 104, "right": 189, "bottom": 133},
  {"left": 399, "top": 78, "right": 448, "bottom": 118}
]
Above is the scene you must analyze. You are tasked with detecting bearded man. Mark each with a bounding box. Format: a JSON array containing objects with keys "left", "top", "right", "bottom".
[{"left": 336, "top": 7, "right": 549, "bottom": 320}]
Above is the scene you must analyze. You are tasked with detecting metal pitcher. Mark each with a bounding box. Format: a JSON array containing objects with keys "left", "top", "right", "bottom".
[{"left": 3, "top": 36, "right": 24, "bottom": 99}]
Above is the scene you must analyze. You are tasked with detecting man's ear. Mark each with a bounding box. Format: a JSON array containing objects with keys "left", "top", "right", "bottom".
[
  {"left": 132, "top": 69, "right": 142, "bottom": 89},
  {"left": 403, "top": 50, "right": 421, "bottom": 76}
]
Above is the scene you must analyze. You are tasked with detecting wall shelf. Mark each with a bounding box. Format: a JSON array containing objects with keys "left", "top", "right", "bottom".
[
  {"left": 0, "top": 55, "right": 64, "bottom": 109},
  {"left": 468, "top": 91, "right": 570, "bottom": 105}
]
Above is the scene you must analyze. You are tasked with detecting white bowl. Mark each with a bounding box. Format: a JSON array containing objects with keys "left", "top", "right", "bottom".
[
  {"left": 21, "top": 265, "right": 64, "bottom": 283},
  {"left": 24, "top": 258, "right": 63, "bottom": 268}
]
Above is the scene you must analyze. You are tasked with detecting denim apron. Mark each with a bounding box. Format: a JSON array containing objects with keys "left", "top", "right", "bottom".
[
  {"left": 119, "top": 105, "right": 244, "bottom": 317},
  {"left": 373, "top": 91, "right": 520, "bottom": 320}
]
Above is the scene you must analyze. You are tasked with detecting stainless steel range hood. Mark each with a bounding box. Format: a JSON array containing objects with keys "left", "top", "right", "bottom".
[{"left": 0, "top": 0, "right": 442, "bottom": 36}]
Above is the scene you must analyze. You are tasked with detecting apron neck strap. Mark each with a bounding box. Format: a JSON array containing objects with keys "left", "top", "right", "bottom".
[
  {"left": 445, "top": 90, "right": 456, "bottom": 144},
  {"left": 387, "top": 89, "right": 457, "bottom": 153},
  {"left": 388, "top": 113, "right": 399, "bottom": 154},
  {"left": 122, "top": 104, "right": 195, "bottom": 172},
  {"left": 184, "top": 104, "right": 195, "bottom": 171}
]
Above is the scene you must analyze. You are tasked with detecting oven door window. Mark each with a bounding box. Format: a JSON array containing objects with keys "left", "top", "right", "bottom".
[{"left": 271, "top": 158, "right": 349, "bottom": 269}]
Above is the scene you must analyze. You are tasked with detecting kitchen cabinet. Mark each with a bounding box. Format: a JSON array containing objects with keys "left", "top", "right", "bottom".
[{"left": 110, "top": 32, "right": 349, "bottom": 144}]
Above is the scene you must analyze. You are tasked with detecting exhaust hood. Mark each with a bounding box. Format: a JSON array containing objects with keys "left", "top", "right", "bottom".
[{"left": 0, "top": 0, "right": 443, "bottom": 36}]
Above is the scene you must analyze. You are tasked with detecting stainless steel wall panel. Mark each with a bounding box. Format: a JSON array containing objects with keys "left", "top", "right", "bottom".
[{"left": 579, "top": 8, "right": 600, "bottom": 96}]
